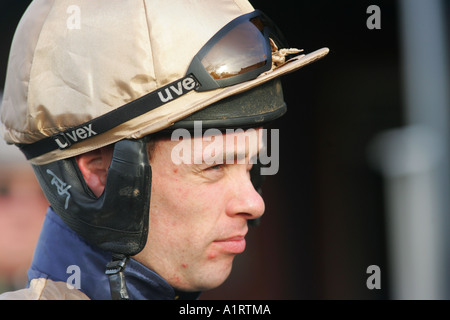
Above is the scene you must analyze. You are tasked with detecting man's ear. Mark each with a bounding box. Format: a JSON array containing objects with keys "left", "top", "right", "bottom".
[{"left": 75, "top": 146, "right": 114, "bottom": 197}]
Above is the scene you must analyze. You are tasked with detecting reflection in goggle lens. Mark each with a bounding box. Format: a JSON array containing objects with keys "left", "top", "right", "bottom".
[{"left": 201, "top": 19, "right": 268, "bottom": 80}]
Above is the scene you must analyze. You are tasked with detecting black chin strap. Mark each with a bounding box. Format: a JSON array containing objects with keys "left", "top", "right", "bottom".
[{"left": 105, "top": 254, "right": 130, "bottom": 300}]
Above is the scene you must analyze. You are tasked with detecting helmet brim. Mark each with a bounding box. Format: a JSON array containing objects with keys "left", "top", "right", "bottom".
[{"left": 165, "top": 78, "right": 286, "bottom": 132}]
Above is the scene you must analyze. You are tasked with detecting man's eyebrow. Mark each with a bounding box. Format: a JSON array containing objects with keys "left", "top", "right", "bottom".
[
  {"left": 192, "top": 129, "right": 264, "bottom": 165},
  {"left": 211, "top": 145, "right": 261, "bottom": 164}
]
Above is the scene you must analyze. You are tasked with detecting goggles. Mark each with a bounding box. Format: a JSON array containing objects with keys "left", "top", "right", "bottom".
[
  {"left": 19, "top": 10, "right": 291, "bottom": 160},
  {"left": 187, "top": 9, "right": 288, "bottom": 91}
]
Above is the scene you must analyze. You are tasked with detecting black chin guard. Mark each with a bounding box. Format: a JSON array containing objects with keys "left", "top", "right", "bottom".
[{"left": 32, "top": 139, "right": 151, "bottom": 257}]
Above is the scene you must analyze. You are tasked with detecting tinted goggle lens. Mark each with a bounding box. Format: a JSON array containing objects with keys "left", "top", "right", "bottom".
[
  {"left": 187, "top": 10, "right": 288, "bottom": 92},
  {"left": 201, "top": 19, "right": 268, "bottom": 80}
]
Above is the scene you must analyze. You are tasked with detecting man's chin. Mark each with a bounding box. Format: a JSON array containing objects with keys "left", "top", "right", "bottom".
[{"left": 180, "top": 259, "right": 235, "bottom": 292}]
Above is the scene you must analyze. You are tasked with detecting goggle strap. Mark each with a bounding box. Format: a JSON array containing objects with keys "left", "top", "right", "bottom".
[{"left": 18, "top": 74, "right": 199, "bottom": 160}]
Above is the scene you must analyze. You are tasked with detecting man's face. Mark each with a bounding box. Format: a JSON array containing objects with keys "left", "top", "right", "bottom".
[{"left": 134, "top": 128, "right": 265, "bottom": 292}]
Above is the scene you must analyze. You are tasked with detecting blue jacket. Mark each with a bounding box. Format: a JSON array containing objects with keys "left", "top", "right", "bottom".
[{"left": 27, "top": 207, "right": 200, "bottom": 300}]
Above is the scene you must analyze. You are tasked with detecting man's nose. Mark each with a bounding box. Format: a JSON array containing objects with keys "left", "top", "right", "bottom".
[{"left": 225, "top": 170, "right": 265, "bottom": 220}]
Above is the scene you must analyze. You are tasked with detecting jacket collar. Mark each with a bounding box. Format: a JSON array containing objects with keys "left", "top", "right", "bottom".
[{"left": 28, "top": 207, "right": 200, "bottom": 300}]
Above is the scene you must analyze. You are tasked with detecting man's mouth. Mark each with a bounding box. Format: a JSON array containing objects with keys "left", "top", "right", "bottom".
[{"left": 213, "top": 235, "right": 246, "bottom": 253}]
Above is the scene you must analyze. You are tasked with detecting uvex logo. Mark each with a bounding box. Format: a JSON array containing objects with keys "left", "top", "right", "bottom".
[
  {"left": 157, "top": 76, "right": 197, "bottom": 103},
  {"left": 54, "top": 124, "right": 97, "bottom": 149}
]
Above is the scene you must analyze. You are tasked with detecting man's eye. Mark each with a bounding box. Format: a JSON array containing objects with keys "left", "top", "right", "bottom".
[{"left": 206, "top": 164, "right": 223, "bottom": 171}]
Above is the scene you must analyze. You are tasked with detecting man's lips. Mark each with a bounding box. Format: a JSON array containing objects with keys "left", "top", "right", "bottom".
[{"left": 213, "top": 235, "right": 246, "bottom": 253}]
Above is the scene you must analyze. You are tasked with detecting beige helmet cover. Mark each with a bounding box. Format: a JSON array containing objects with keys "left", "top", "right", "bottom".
[{"left": 0, "top": 0, "right": 328, "bottom": 165}]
